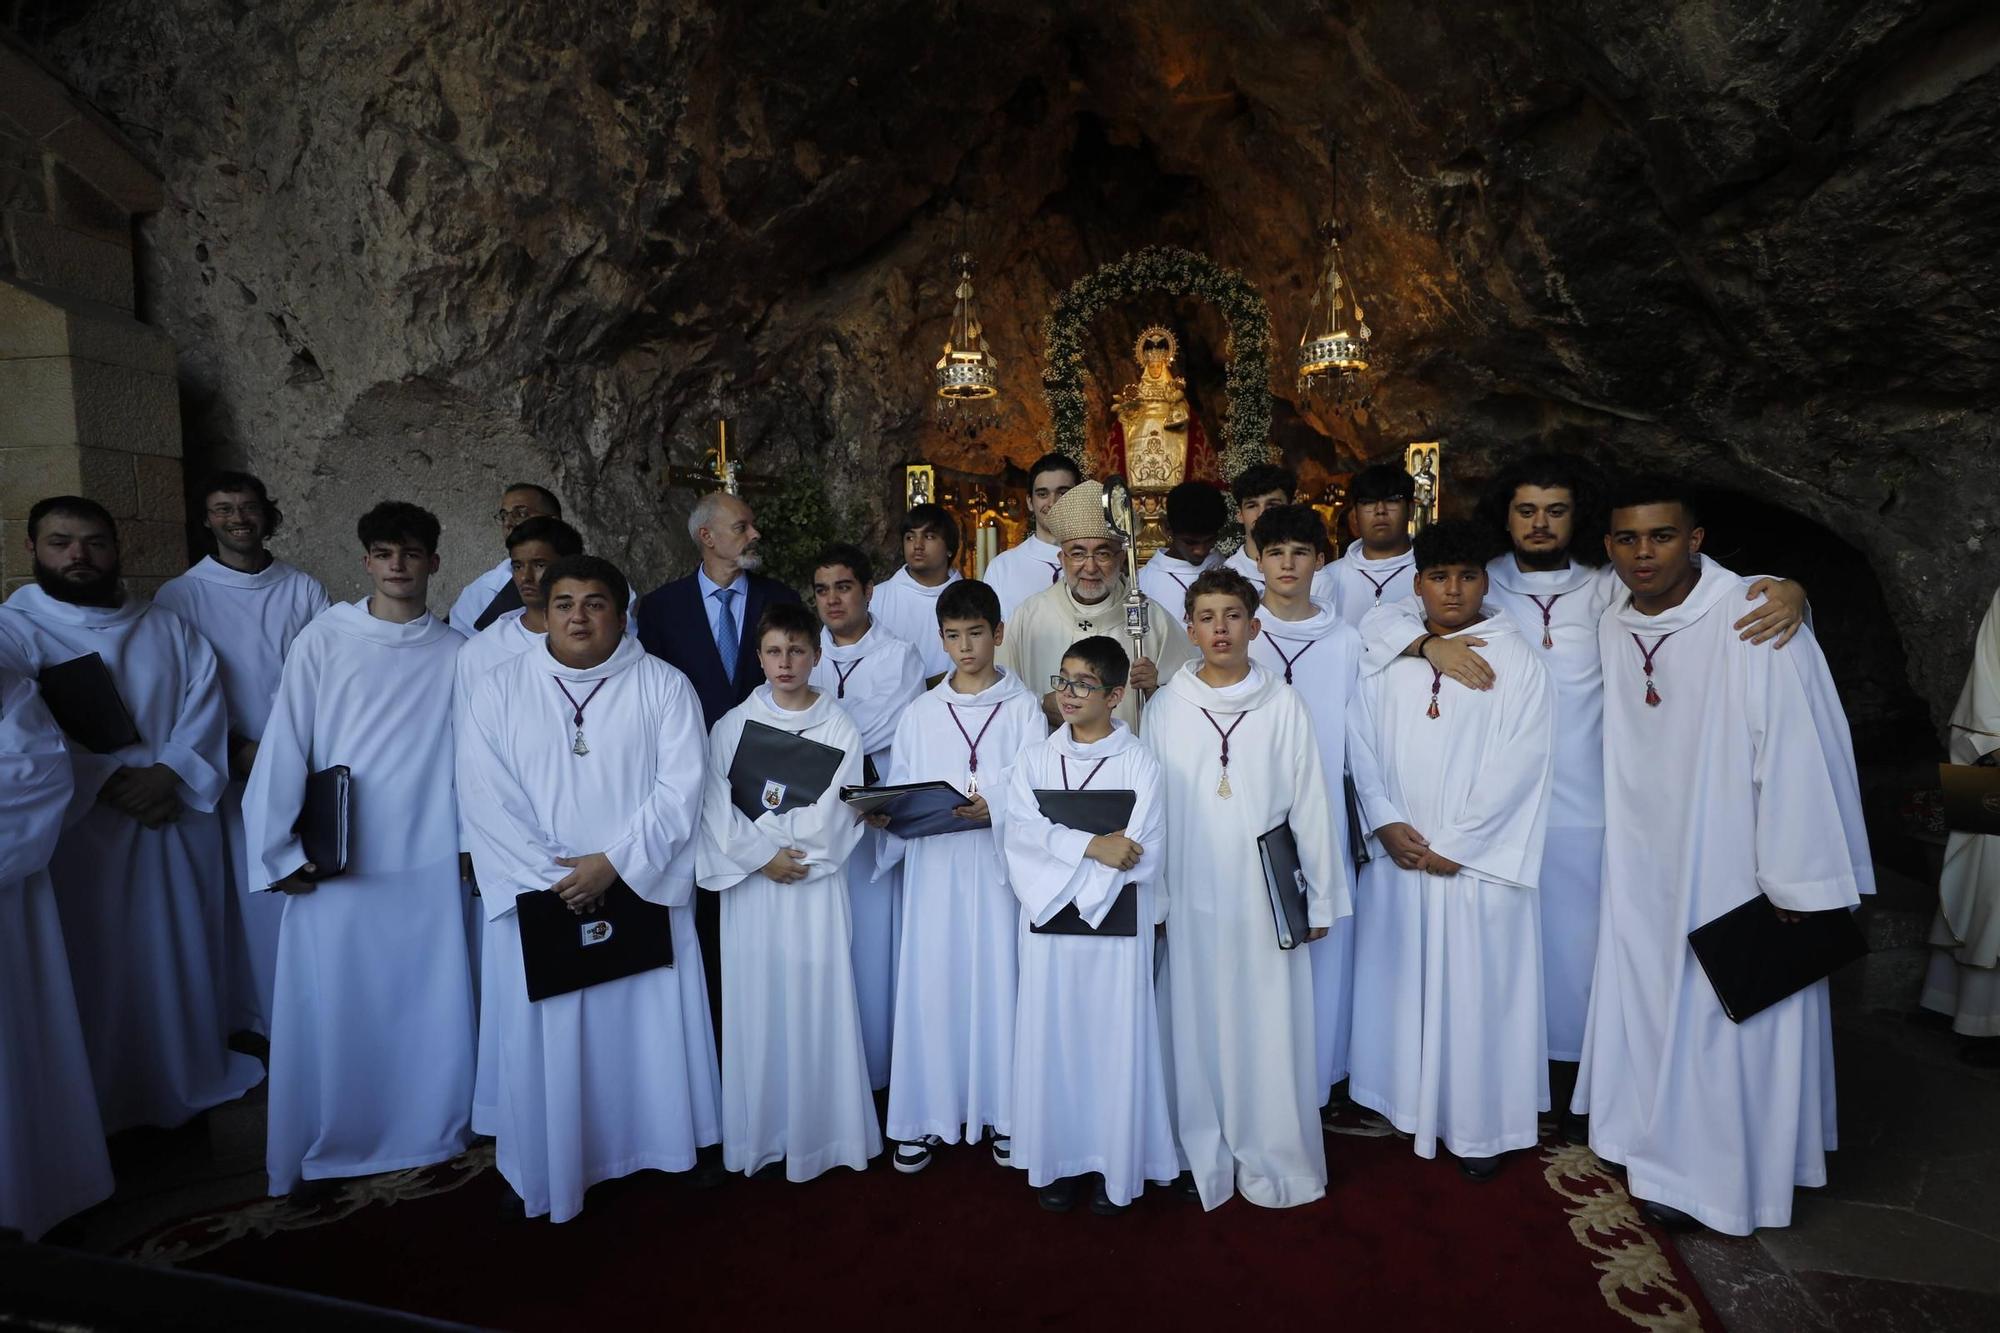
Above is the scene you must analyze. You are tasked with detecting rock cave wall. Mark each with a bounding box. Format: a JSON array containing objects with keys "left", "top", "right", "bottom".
[{"left": 4, "top": 0, "right": 1996, "bottom": 726}]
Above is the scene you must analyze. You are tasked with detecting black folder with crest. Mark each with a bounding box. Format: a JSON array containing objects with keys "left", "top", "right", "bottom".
[
  {"left": 841, "top": 781, "right": 984, "bottom": 838},
  {"left": 727, "top": 720, "right": 846, "bottom": 821},
  {"left": 1029, "top": 788, "right": 1138, "bottom": 936},
  {"left": 297, "top": 765, "right": 351, "bottom": 879},
  {"left": 37, "top": 652, "right": 141, "bottom": 754},
  {"left": 516, "top": 879, "right": 675, "bottom": 1001},
  {"left": 1939, "top": 762, "right": 2000, "bottom": 836},
  {"left": 1258, "top": 821, "right": 1312, "bottom": 951},
  {"left": 1687, "top": 895, "right": 1867, "bottom": 1023}
]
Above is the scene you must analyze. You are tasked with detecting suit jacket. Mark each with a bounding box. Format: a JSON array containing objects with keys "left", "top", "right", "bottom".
[{"left": 635, "top": 571, "right": 801, "bottom": 729}]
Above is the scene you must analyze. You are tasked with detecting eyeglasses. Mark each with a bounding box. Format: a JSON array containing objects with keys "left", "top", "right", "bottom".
[
  {"left": 206, "top": 502, "right": 265, "bottom": 520},
  {"left": 1048, "top": 674, "right": 1108, "bottom": 697},
  {"left": 1356, "top": 498, "right": 1406, "bottom": 512},
  {"left": 495, "top": 505, "right": 546, "bottom": 525}
]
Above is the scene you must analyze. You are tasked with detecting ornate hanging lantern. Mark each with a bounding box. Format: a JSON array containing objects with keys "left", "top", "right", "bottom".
[
  {"left": 1297, "top": 142, "right": 1372, "bottom": 413},
  {"left": 935, "top": 251, "right": 1000, "bottom": 436}
]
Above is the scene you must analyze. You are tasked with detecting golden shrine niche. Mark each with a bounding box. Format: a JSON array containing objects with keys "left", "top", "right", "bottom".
[{"left": 1096, "top": 326, "right": 1226, "bottom": 560}]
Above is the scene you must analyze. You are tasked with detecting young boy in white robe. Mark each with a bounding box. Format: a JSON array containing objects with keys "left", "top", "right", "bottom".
[
  {"left": 1146, "top": 568, "right": 1347, "bottom": 1210},
  {"left": 1347, "top": 520, "right": 1557, "bottom": 1179},
  {"left": 698, "top": 602, "right": 882, "bottom": 1180},
  {"left": 462, "top": 556, "right": 722, "bottom": 1221},
  {"left": 454, "top": 515, "right": 583, "bottom": 1136},
  {"left": 869, "top": 505, "right": 964, "bottom": 681},
  {"left": 154, "top": 470, "right": 330, "bottom": 1038},
  {"left": 876, "top": 579, "right": 1042, "bottom": 1173},
  {"left": 1220, "top": 463, "right": 1339, "bottom": 606},
  {"left": 1328, "top": 463, "right": 1419, "bottom": 627},
  {"left": 0, "top": 496, "right": 262, "bottom": 1133},
  {"left": 1247, "top": 506, "right": 1371, "bottom": 1106},
  {"left": 0, "top": 668, "right": 115, "bottom": 1241},
  {"left": 808, "top": 543, "right": 926, "bottom": 1090},
  {"left": 1577, "top": 476, "right": 1871, "bottom": 1235},
  {"left": 1137, "top": 482, "right": 1226, "bottom": 612},
  {"left": 244, "top": 501, "right": 475, "bottom": 1196},
  {"left": 984, "top": 454, "right": 1081, "bottom": 619},
  {"left": 1005, "top": 635, "right": 1176, "bottom": 1213}
]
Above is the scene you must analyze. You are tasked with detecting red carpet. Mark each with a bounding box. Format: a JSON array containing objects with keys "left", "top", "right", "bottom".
[{"left": 129, "top": 1114, "right": 1715, "bottom": 1330}]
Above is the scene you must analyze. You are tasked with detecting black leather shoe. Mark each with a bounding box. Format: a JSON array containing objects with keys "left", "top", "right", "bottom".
[
  {"left": 1560, "top": 1110, "right": 1590, "bottom": 1146},
  {"left": 1089, "top": 1178, "right": 1129, "bottom": 1216},
  {"left": 1638, "top": 1200, "right": 1703, "bottom": 1231},
  {"left": 1458, "top": 1154, "right": 1503, "bottom": 1181},
  {"left": 1175, "top": 1172, "right": 1202, "bottom": 1203},
  {"left": 1038, "top": 1178, "right": 1077, "bottom": 1212}
]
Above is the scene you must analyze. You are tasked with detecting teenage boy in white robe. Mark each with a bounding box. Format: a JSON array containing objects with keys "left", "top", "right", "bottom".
[
  {"left": 983, "top": 452, "right": 1081, "bottom": 619},
  {"left": 463, "top": 555, "right": 722, "bottom": 1221},
  {"left": 1146, "top": 568, "right": 1346, "bottom": 1210},
  {"left": 245, "top": 501, "right": 474, "bottom": 1197},
  {"left": 0, "top": 668, "right": 115, "bottom": 1241},
  {"left": 1221, "top": 463, "right": 1340, "bottom": 606},
  {"left": 999, "top": 481, "right": 1191, "bottom": 734},
  {"left": 454, "top": 514, "right": 583, "bottom": 1135},
  {"left": 1247, "top": 505, "right": 1371, "bottom": 1105},
  {"left": 1137, "top": 481, "right": 1226, "bottom": 612},
  {"left": 876, "top": 579, "right": 1042, "bottom": 1174},
  {"left": 808, "top": 543, "right": 925, "bottom": 1090},
  {"left": 0, "top": 496, "right": 261, "bottom": 1133},
  {"left": 1328, "top": 463, "right": 1419, "bottom": 627},
  {"left": 1357, "top": 453, "right": 1807, "bottom": 1137},
  {"left": 1577, "top": 475, "right": 1871, "bottom": 1234},
  {"left": 447, "top": 482, "right": 561, "bottom": 636},
  {"left": 870, "top": 505, "right": 964, "bottom": 681},
  {"left": 698, "top": 602, "right": 881, "bottom": 1180},
  {"left": 1347, "top": 520, "right": 1556, "bottom": 1179},
  {"left": 1005, "top": 635, "right": 1176, "bottom": 1214},
  {"left": 155, "top": 470, "right": 330, "bottom": 1038}
]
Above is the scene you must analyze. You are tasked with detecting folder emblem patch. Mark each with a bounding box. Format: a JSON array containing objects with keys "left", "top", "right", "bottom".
[
  {"left": 1293, "top": 868, "right": 1309, "bottom": 893},
  {"left": 761, "top": 780, "right": 787, "bottom": 810},
  {"left": 579, "top": 919, "right": 615, "bottom": 947}
]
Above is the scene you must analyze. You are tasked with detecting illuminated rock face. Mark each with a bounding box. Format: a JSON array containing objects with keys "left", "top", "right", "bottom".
[{"left": 9, "top": 0, "right": 1994, "bottom": 719}]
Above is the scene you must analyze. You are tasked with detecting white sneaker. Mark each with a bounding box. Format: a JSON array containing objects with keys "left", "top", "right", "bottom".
[
  {"left": 893, "top": 1136, "right": 942, "bottom": 1174},
  {"left": 990, "top": 1135, "right": 1013, "bottom": 1167}
]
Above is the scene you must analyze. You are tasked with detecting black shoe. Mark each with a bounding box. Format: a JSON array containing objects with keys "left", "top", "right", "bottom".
[
  {"left": 1960, "top": 1037, "right": 2000, "bottom": 1069},
  {"left": 1638, "top": 1200, "right": 1703, "bottom": 1231},
  {"left": 1038, "top": 1178, "right": 1077, "bottom": 1212},
  {"left": 1458, "top": 1154, "right": 1503, "bottom": 1181},
  {"left": 1174, "top": 1171, "right": 1202, "bottom": 1203},
  {"left": 495, "top": 1190, "right": 528, "bottom": 1221},
  {"left": 1090, "top": 1177, "right": 1129, "bottom": 1216},
  {"left": 287, "top": 1177, "right": 341, "bottom": 1207},
  {"left": 1560, "top": 1111, "right": 1590, "bottom": 1146},
  {"left": 689, "top": 1146, "right": 726, "bottom": 1190},
  {"left": 752, "top": 1160, "right": 787, "bottom": 1181},
  {"left": 1906, "top": 1007, "right": 1955, "bottom": 1031}
]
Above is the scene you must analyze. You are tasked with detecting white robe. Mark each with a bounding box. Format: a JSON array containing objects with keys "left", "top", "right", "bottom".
[
  {"left": 983, "top": 535, "right": 1064, "bottom": 621},
  {"left": 0, "top": 670, "right": 115, "bottom": 1240},
  {"left": 1145, "top": 663, "right": 1347, "bottom": 1209},
  {"left": 1576, "top": 557, "right": 1872, "bottom": 1235},
  {"left": 1327, "top": 545, "right": 1417, "bottom": 627},
  {"left": 1248, "top": 600, "right": 1367, "bottom": 1093},
  {"left": 452, "top": 607, "right": 546, "bottom": 1135},
  {"left": 877, "top": 669, "right": 1043, "bottom": 1145},
  {"left": 244, "top": 600, "right": 474, "bottom": 1191},
  {"left": 1223, "top": 546, "right": 1339, "bottom": 608},
  {"left": 1924, "top": 583, "right": 2000, "bottom": 1035},
  {"left": 1357, "top": 558, "right": 1620, "bottom": 1061},
  {"left": 0, "top": 585, "right": 262, "bottom": 1133},
  {"left": 1004, "top": 722, "right": 1178, "bottom": 1204},
  {"left": 996, "top": 576, "right": 1193, "bottom": 735},
  {"left": 1137, "top": 549, "right": 1220, "bottom": 622},
  {"left": 809, "top": 622, "right": 926, "bottom": 1089},
  {"left": 155, "top": 555, "right": 330, "bottom": 1037},
  {"left": 1347, "top": 613, "right": 1556, "bottom": 1160},
  {"left": 462, "top": 637, "right": 722, "bottom": 1221},
  {"left": 869, "top": 566, "right": 963, "bottom": 679},
  {"left": 697, "top": 687, "right": 881, "bottom": 1179},
  {"left": 447, "top": 555, "right": 514, "bottom": 638}
]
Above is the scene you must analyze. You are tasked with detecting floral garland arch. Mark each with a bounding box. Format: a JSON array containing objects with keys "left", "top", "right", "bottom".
[{"left": 1040, "top": 245, "right": 1274, "bottom": 480}]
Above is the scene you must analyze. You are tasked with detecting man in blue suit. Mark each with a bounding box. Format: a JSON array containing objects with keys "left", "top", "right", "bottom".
[{"left": 635, "top": 489, "right": 800, "bottom": 1038}]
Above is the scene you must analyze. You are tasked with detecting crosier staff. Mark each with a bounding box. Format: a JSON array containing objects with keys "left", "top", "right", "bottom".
[{"left": 1101, "top": 473, "right": 1151, "bottom": 689}]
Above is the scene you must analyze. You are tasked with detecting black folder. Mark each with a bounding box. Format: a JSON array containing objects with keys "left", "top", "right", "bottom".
[
  {"left": 1939, "top": 762, "right": 2000, "bottom": 836},
  {"left": 1343, "top": 773, "right": 1372, "bottom": 868},
  {"left": 36, "top": 652, "right": 140, "bottom": 754},
  {"left": 1687, "top": 895, "right": 1868, "bottom": 1023},
  {"left": 1258, "top": 821, "right": 1312, "bottom": 951},
  {"left": 298, "top": 765, "right": 351, "bottom": 879},
  {"left": 727, "top": 720, "right": 845, "bottom": 821},
  {"left": 841, "top": 781, "right": 984, "bottom": 838},
  {"left": 1029, "top": 788, "right": 1138, "bottom": 936},
  {"left": 516, "top": 879, "right": 674, "bottom": 1001}
]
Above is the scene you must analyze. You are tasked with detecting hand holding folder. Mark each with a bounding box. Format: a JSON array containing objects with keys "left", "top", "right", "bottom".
[
  {"left": 841, "top": 781, "right": 985, "bottom": 838},
  {"left": 1030, "top": 789, "right": 1139, "bottom": 936}
]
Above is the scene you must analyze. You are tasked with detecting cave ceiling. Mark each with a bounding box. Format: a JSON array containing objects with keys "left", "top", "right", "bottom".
[{"left": 4, "top": 0, "right": 1997, "bottom": 715}]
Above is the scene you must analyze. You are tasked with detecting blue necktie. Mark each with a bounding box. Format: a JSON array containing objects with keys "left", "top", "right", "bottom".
[{"left": 712, "top": 586, "right": 739, "bottom": 677}]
